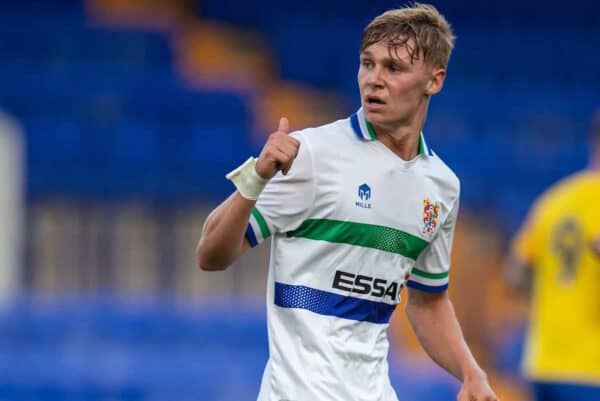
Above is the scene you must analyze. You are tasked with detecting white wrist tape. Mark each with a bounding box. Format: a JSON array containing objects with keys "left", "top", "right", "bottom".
[{"left": 226, "top": 157, "right": 269, "bottom": 200}]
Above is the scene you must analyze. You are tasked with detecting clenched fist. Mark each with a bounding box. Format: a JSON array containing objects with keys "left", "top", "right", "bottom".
[
  {"left": 255, "top": 117, "right": 300, "bottom": 180},
  {"left": 458, "top": 373, "right": 498, "bottom": 401}
]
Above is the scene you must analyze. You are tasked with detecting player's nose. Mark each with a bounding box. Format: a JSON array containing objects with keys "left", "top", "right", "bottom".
[{"left": 366, "top": 66, "right": 384, "bottom": 87}]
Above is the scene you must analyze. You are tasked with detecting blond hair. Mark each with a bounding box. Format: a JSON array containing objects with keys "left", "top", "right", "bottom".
[{"left": 360, "top": 3, "right": 455, "bottom": 68}]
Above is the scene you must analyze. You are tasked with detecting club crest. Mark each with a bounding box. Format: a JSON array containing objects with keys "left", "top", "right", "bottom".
[{"left": 422, "top": 198, "right": 440, "bottom": 236}]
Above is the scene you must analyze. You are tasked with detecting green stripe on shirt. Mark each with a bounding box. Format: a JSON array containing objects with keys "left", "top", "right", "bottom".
[
  {"left": 288, "top": 219, "right": 428, "bottom": 260},
  {"left": 365, "top": 120, "right": 377, "bottom": 140},
  {"left": 252, "top": 207, "right": 271, "bottom": 239},
  {"left": 410, "top": 267, "right": 449, "bottom": 279}
]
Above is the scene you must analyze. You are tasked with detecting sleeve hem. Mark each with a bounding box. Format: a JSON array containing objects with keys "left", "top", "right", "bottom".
[
  {"left": 406, "top": 281, "right": 448, "bottom": 293},
  {"left": 245, "top": 224, "right": 259, "bottom": 248}
]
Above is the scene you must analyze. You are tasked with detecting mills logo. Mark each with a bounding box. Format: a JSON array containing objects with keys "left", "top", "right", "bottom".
[{"left": 356, "top": 183, "right": 372, "bottom": 209}]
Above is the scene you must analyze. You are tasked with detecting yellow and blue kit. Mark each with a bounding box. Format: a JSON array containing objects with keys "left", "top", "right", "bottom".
[{"left": 513, "top": 172, "right": 600, "bottom": 385}]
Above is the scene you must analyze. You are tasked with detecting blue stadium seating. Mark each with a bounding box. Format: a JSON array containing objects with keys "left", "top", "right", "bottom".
[
  {"left": 0, "top": 0, "right": 599, "bottom": 230},
  {"left": 0, "top": 297, "right": 460, "bottom": 401}
]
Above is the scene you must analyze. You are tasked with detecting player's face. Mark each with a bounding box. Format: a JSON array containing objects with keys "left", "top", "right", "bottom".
[{"left": 358, "top": 39, "right": 445, "bottom": 129}]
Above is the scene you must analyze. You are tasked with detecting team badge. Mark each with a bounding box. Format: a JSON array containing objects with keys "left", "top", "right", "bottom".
[{"left": 422, "top": 198, "right": 440, "bottom": 236}]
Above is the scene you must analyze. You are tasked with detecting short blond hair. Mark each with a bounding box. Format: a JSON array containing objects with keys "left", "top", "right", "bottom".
[{"left": 360, "top": 3, "right": 455, "bottom": 69}]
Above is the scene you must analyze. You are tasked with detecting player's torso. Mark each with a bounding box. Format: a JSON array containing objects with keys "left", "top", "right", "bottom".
[
  {"left": 526, "top": 173, "right": 600, "bottom": 380},
  {"left": 261, "top": 123, "right": 455, "bottom": 401},
  {"left": 273, "top": 125, "right": 455, "bottom": 306},
  {"left": 534, "top": 174, "right": 600, "bottom": 319}
]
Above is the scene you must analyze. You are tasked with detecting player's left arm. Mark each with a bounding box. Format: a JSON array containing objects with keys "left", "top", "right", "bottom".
[
  {"left": 504, "top": 199, "right": 543, "bottom": 297},
  {"left": 405, "top": 288, "right": 498, "bottom": 401},
  {"left": 505, "top": 250, "right": 533, "bottom": 297}
]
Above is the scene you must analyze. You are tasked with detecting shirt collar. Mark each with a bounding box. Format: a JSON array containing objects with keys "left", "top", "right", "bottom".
[{"left": 350, "top": 107, "right": 433, "bottom": 157}]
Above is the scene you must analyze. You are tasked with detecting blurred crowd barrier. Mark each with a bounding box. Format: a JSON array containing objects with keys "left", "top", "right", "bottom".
[
  {"left": 0, "top": 112, "right": 24, "bottom": 303},
  {"left": 23, "top": 201, "right": 268, "bottom": 299},
  {"left": 17, "top": 200, "right": 531, "bottom": 400}
]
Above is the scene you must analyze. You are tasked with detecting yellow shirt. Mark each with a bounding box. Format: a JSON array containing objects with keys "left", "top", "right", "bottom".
[{"left": 513, "top": 171, "right": 600, "bottom": 384}]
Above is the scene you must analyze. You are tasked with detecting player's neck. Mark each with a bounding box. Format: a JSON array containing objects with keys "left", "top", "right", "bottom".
[{"left": 374, "top": 104, "right": 427, "bottom": 161}]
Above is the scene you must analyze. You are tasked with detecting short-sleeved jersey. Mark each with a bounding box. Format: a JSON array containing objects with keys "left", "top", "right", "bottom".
[
  {"left": 513, "top": 171, "right": 600, "bottom": 384},
  {"left": 245, "top": 108, "right": 460, "bottom": 401}
]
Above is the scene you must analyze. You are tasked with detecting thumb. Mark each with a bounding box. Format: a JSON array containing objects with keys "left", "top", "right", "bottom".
[{"left": 278, "top": 117, "right": 290, "bottom": 134}]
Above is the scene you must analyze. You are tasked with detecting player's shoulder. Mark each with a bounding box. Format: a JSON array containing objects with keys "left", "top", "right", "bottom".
[
  {"left": 290, "top": 117, "right": 354, "bottom": 149},
  {"left": 427, "top": 150, "right": 461, "bottom": 195},
  {"left": 565, "top": 170, "right": 600, "bottom": 191},
  {"left": 526, "top": 171, "right": 597, "bottom": 220},
  {"left": 539, "top": 170, "right": 598, "bottom": 205}
]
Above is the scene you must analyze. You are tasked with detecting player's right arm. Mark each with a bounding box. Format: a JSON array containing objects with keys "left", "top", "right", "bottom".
[
  {"left": 505, "top": 250, "right": 533, "bottom": 297},
  {"left": 196, "top": 118, "right": 300, "bottom": 271},
  {"left": 505, "top": 199, "right": 544, "bottom": 296}
]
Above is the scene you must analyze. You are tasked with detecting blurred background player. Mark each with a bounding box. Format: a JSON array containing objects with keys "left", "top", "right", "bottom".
[{"left": 506, "top": 111, "right": 600, "bottom": 400}]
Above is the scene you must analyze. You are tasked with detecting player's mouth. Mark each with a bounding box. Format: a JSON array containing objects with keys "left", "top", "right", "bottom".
[{"left": 365, "top": 95, "right": 386, "bottom": 110}]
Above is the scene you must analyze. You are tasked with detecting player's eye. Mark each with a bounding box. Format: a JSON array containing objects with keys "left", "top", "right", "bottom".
[{"left": 361, "top": 59, "right": 374, "bottom": 68}]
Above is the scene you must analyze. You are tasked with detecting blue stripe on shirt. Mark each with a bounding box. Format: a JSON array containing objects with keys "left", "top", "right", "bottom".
[
  {"left": 406, "top": 280, "right": 448, "bottom": 293},
  {"left": 350, "top": 113, "right": 363, "bottom": 140},
  {"left": 245, "top": 224, "right": 258, "bottom": 248},
  {"left": 274, "top": 282, "right": 396, "bottom": 324}
]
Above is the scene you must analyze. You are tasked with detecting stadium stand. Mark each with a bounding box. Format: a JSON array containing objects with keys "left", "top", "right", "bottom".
[
  {"left": 1, "top": 0, "right": 599, "bottom": 399},
  {"left": 0, "top": 298, "right": 461, "bottom": 401},
  {"left": 1, "top": 0, "right": 597, "bottom": 228}
]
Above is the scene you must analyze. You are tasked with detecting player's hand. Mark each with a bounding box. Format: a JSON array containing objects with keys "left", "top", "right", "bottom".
[
  {"left": 255, "top": 117, "right": 300, "bottom": 180},
  {"left": 457, "top": 373, "right": 498, "bottom": 401}
]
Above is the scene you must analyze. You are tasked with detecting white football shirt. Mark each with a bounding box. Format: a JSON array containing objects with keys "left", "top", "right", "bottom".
[{"left": 245, "top": 108, "right": 460, "bottom": 401}]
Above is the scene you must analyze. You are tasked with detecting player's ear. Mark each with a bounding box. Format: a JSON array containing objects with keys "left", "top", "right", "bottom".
[{"left": 426, "top": 68, "right": 446, "bottom": 96}]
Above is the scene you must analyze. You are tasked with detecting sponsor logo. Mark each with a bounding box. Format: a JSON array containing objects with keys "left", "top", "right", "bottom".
[
  {"left": 332, "top": 270, "right": 399, "bottom": 301},
  {"left": 422, "top": 198, "right": 440, "bottom": 236},
  {"left": 356, "top": 183, "right": 372, "bottom": 209}
]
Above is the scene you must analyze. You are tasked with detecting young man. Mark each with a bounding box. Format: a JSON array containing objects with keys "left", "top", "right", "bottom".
[
  {"left": 507, "top": 112, "right": 600, "bottom": 401},
  {"left": 197, "top": 4, "right": 497, "bottom": 401}
]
